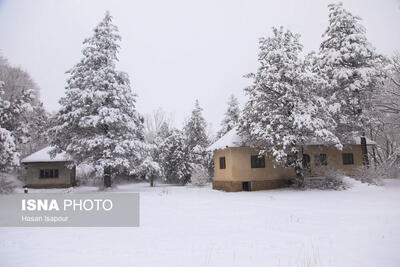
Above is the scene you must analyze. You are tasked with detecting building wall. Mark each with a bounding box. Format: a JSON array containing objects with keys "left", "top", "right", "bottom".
[
  {"left": 213, "top": 148, "right": 233, "bottom": 182},
  {"left": 302, "top": 145, "right": 363, "bottom": 176},
  {"left": 212, "top": 145, "right": 365, "bottom": 191},
  {"left": 214, "top": 147, "right": 295, "bottom": 182},
  {"left": 25, "top": 162, "right": 74, "bottom": 188},
  {"left": 230, "top": 147, "right": 296, "bottom": 181}
]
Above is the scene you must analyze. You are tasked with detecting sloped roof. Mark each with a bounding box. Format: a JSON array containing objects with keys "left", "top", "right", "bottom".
[
  {"left": 207, "top": 127, "right": 376, "bottom": 151},
  {"left": 207, "top": 127, "right": 244, "bottom": 151},
  {"left": 21, "top": 146, "right": 70, "bottom": 163}
]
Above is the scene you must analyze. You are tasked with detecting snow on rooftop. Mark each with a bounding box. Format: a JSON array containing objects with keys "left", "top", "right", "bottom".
[
  {"left": 351, "top": 136, "right": 376, "bottom": 145},
  {"left": 305, "top": 136, "right": 376, "bottom": 146},
  {"left": 21, "top": 146, "right": 70, "bottom": 163},
  {"left": 207, "top": 127, "right": 244, "bottom": 151},
  {"left": 208, "top": 127, "right": 376, "bottom": 151}
]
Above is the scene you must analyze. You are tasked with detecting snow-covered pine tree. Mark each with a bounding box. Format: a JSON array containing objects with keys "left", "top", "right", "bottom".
[
  {"left": 0, "top": 128, "right": 18, "bottom": 171},
  {"left": 184, "top": 100, "right": 209, "bottom": 150},
  {"left": 138, "top": 155, "right": 161, "bottom": 187},
  {"left": 183, "top": 100, "right": 209, "bottom": 169},
  {"left": 0, "top": 87, "right": 35, "bottom": 148},
  {"left": 160, "top": 130, "right": 192, "bottom": 185},
  {"left": 49, "top": 11, "right": 145, "bottom": 187},
  {"left": 0, "top": 81, "right": 19, "bottom": 171},
  {"left": 217, "top": 94, "right": 240, "bottom": 138},
  {"left": 238, "top": 26, "right": 340, "bottom": 184},
  {"left": 318, "top": 2, "right": 386, "bottom": 166},
  {"left": 0, "top": 56, "right": 49, "bottom": 156}
]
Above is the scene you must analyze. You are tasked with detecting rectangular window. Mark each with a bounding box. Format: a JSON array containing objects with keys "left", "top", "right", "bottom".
[
  {"left": 314, "top": 154, "right": 327, "bottom": 166},
  {"left": 251, "top": 155, "right": 265, "bottom": 168},
  {"left": 219, "top": 157, "right": 226, "bottom": 169},
  {"left": 342, "top": 153, "right": 354, "bottom": 165},
  {"left": 39, "top": 169, "right": 59, "bottom": 179}
]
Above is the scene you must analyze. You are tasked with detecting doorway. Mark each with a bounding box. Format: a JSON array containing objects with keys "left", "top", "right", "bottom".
[
  {"left": 242, "top": 181, "right": 251, "bottom": 191},
  {"left": 302, "top": 154, "right": 311, "bottom": 176}
]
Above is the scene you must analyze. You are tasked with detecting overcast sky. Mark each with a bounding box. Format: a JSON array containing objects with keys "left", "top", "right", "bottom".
[{"left": 0, "top": 0, "right": 399, "bottom": 131}]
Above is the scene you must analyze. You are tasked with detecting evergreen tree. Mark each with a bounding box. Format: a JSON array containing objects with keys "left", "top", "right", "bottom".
[
  {"left": 0, "top": 80, "right": 40, "bottom": 170},
  {"left": 160, "top": 130, "right": 192, "bottom": 185},
  {"left": 0, "top": 81, "right": 18, "bottom": 171},
  {"left": 0, "top": 55, "right": 49, "bottom": 156},
  {"left": 238, "top": 27, "right": 340, "bottom": 183},
  {"left": 318, "top": 3, "right": 386, "bottom": 166},
  {"left": 0, "top": 127, "right": 18, "bottom": 171},
  {"left": 0, "top": 88, "right": 36, "bottom": 147},
  {"left": 49, "top": 11, "right": 145, "bottom": 187},
  {"left": 184, "top": 100, "right": 209, "bottom": 150},
  {"left": 217, "top": 94, "right": 240, "bottom": 138},
  {"left": 148, "top": 121, "right": 174, "bottom": 182},
  {"left": 183, "top": 99, "right": 209, "bottom": 170},
  {"left": 138, "top": 155, "right": 161, "bottom": 187}
]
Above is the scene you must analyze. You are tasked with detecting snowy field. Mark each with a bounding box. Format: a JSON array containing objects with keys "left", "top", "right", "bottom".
[{"left": 1, "top": 179, "right": 400, "bottom": 267}]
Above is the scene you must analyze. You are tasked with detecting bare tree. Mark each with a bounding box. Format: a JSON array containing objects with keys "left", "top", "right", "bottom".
[
  {"left": 144, "top": 108, "right": 174, "bottom": 143},
  {"left": 368, "top": 51, "right": 400, "bottom": 176}
]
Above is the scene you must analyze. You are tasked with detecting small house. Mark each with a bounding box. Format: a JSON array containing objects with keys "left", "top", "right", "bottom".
[
  {"left": 21, "top": 146, "right": 76, "bottom": 188},
  {"left": 208, "top": 128, "right": 375, "bottom": 192}
]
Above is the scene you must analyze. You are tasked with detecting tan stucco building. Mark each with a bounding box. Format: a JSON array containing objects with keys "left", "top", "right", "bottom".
[
  {"left": 208, "top": 128, "right": 374, "bottom": 192},
  {"left": 21, "top": 146, "right": 76, "bottom": 188}
]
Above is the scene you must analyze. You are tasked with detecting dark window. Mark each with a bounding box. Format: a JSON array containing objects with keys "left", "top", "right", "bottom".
[
  {"left": 314, "top": 154, "right": 327, "bottom": 166},
  {"left": 39, "top": 169, "right": 59, "bottom": 179},
  {"left": 342, "top": 153, "right": 354, "bottom": 165},
  {"left": 251, "top": 155, "right": 265, "bottom": 168},
  {"left": 285, "top": 155, "right": 297, "bottom": 167},
  {"left": 242, "top": 182, "right": 250, "bottom": 191},
  {"left": 219, "top": 157, "right": 226, "bottom": 169}
]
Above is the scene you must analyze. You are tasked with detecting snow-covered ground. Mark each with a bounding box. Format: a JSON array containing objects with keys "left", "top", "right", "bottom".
[{"left": 1, "top": 178, "right": 400, "bottom": 267}]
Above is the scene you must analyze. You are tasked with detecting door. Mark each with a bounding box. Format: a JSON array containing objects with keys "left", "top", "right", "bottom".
[
  {"left": 302, "top": 154, "right": 311, "bottom": 176},
  {"left": 242, "top": 182, "right": 250, "bottom": 191}
]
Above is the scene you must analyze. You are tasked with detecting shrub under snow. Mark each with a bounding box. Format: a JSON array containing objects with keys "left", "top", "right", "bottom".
[
  {"left": 76, "top": 163, "right": 99, "bottom": 186},
  {"left": 190, "top": 164, "right": 210, "bottom": 186},
  {"left": 0, "top": 172, "right": 22, "bottom": 194},
  {"left": 354, "top": 166, "right": 385, "bottom": 185},
  {"left": 301, "top": 170, "right": 348, "bottom": 190}
]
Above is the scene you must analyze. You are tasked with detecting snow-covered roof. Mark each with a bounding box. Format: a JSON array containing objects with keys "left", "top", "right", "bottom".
[
  {"left": 207, "top": 127, "right": 244, "bottom": 151},
  {"left": 305, "top": 136, "right": 376, "bottom": 146},
  {"left": 207, "top": 127, "right": 376, "bottom": 151},
  {"left": 21, "top": 146, "right": 71, "bottom": 163},
  {"left": 350, "top": 136, "right": 376, "bottom": 145}
]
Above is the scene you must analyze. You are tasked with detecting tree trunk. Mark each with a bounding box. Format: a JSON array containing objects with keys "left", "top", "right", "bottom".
[
  {"left": 360, "top": 134, "right": 370, "bottom": 168},
  {"left": 294, "top": 148, "right": 304, "bottom": 188},
  {"left": 104, "top": 166, "right": 112, "bottom": 188},
  {"left": 386, "top": 139, "right": 390, "bottom": 159},
  {"left": 150, "top": 176, "right": 154, "bottom": 187},
  {"left": 372, "top": 145, "right": 378, "bottom": 169}
]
